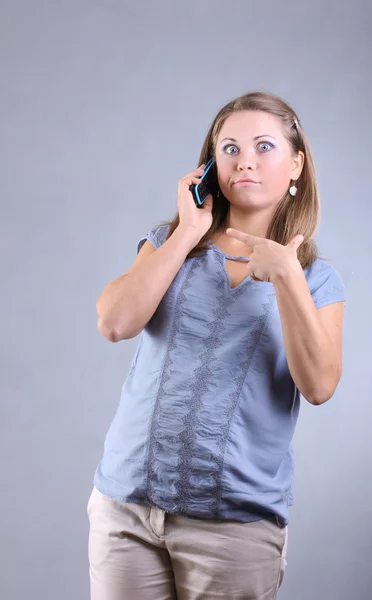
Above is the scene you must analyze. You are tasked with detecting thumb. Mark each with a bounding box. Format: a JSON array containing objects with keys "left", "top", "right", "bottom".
[{"left": 288, "top": 234, "right": 304, "bottom": 252}]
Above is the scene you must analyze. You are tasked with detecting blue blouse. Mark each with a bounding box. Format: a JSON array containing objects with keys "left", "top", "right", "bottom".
[{"left": 93, "top": 224, "right": 346, "bottom": 526}]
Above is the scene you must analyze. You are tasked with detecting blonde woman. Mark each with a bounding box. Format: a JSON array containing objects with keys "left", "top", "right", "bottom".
[{"left": 88, "top": 91, "right": 345, "bottom": 599}]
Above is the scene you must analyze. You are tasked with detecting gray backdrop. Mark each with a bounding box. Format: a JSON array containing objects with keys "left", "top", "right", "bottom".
[{"left": 1, "top": 1, "right": 371, "bottom": 598}]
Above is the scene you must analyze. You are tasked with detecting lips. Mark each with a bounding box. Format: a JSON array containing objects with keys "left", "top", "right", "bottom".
[
  {"left": 234, "top": 178, "right": 260, "bottom": 185},
  {"left": 235, "top": 177, "right": 258, "bottom": 183}
]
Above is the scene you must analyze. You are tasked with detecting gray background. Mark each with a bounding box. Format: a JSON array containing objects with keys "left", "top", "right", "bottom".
[{"left": 1, "top": 1, "right": 371, "bottom": 598}]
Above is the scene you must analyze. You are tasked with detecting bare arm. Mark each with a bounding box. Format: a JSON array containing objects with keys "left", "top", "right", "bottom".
[
  {"left": 97, "top": 164, "right": 214, "bottom": 342},
  {"left": 274, "top": 265, "right": 345, "bottom": 405},
  {"left": 96, "top": 225, "right": 200, "bottom": 342}
]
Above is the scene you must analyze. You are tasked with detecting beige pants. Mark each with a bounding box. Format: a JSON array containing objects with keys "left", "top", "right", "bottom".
[{"left": 87, "top": 486, "right": 288, "bottom": 600}]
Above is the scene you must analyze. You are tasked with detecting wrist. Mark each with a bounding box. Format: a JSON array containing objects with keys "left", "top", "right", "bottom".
[
  {"left": 271, "top": 259, "right": 303, "bottom": 286},
  {"left": 175, "top": 224, "right": 202, "bottom": 249}
]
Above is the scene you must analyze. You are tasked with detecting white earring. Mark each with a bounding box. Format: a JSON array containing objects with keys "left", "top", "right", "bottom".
[{"left": 289, "top": 182, "right": 297, "bottom": 196}]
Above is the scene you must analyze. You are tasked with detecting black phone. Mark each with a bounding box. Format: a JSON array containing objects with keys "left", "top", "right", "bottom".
[{"left": 190, "top": 159, "right": 216, "bottom": 207}]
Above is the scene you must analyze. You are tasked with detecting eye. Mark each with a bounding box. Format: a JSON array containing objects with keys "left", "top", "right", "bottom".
[
  {"left": 223, "top": 144, "right": 239, "bottom": 155},
  {"left": 258, "top": 141, "right": 274, "bottom": 153}
]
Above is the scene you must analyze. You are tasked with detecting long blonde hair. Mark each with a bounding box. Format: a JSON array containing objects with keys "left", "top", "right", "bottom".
[{"left": 164, "top": 91, "right": 320, "bottom": 268}]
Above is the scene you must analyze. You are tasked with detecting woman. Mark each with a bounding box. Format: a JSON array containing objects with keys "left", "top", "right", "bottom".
[{"left": 88, "top": 91, "right": 345, "bottom": 599}]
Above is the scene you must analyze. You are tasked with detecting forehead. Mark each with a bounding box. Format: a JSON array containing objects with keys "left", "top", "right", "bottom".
[{"left": 217, "top": 110, "right": 285, "bottom": 141}]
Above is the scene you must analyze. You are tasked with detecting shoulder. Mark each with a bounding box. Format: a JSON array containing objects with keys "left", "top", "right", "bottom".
[
  {"left": 137, "top": 223, "right": 171, "bottom": 252},
  {"left": 303, "top": 258, "right": 346, "bottom": 309}
]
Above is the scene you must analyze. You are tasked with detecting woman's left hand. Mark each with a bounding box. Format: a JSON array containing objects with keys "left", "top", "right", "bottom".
[{"left": 226, "top": 228, "right": 304, "bottom": 284}]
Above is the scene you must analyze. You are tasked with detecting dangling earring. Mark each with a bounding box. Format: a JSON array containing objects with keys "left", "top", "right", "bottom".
[{"left": 289, "top": 181, "right": 298, "bottom": 196}]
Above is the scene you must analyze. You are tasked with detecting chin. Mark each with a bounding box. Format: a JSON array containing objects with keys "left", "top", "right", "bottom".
[{"left": 227, "top": 190, "right": 263, "bottom": 205}]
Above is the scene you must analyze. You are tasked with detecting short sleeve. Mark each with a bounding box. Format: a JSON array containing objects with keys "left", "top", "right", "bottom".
[
  {"left": 137, "top": 223, "right": 171, "bottom": 254},
  {"left": 307, "top": 261, "right": 346, "bottom": 309}
]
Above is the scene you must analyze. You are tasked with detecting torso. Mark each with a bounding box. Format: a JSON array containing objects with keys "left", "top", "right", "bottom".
[{"left": 94, "top": 223, "right": 343, "bottom": 527}]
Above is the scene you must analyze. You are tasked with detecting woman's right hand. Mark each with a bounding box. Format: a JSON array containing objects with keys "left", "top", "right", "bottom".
[{"left": 177, "top": 165, "right": 214, "bottom": 242}]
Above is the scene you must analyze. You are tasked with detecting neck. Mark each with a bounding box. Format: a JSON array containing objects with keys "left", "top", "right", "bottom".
[{"left": 225, "top": 206, "right": 274, "bottom": 239}]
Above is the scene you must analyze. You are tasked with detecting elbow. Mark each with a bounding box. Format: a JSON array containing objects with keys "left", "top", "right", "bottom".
[
  {"left": 97, "top": 316, "right": 143, "bottom": 342},
  {"left": 95, "top": 285, "right": 146, "bottom": 341},
  {"left": 300, "top": 367, "right": 342, "bottom": 406},
  {"left": 306, "top": 391, "right": 334, "bottom": 406},
  {"left": 303, "top": 382, "right": 340, "bottom": 406},
  {"left": 97, "top": 317, "right": 122, "bottom": 342},
  {"left": 96, "top": 295, "right": 131, "bottom": 342}
]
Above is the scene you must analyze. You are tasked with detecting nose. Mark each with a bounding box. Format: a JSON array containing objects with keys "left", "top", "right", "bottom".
[{"left": 237, "top": 150, "right": 257, "bottom": 171}]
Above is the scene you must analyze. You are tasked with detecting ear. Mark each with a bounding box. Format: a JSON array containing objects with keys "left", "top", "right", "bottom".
[{"left": 292, "top": 150, "right": 305, "bottom": 180}]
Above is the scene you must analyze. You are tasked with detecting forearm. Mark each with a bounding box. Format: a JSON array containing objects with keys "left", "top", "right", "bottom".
[
  {"left": 97, "top": 225, "right": 198, "bottom": 341},
  {"left": 273, "top": 264, "right": 340, "bottom": 405}
]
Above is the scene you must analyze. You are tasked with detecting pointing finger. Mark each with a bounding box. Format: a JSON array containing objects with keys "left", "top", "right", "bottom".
[{"left": 226, "top": 228, "right": 263, "bottom": 246}]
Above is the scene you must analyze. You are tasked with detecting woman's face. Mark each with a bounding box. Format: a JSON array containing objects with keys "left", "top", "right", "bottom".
[{"left": 215, "top": 110, "right": 304, "bottom": 209}]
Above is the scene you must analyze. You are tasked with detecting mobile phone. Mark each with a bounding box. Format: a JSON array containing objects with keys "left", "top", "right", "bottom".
[{"left": 190, "top": 159, "right": 215, "bottom": 207}]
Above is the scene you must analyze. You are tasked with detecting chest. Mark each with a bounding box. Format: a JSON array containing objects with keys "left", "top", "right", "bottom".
[
  {"left": 224, "top": 258, "right": 250, "bottom": 289},
  {"left": 151, "top": 251, "right": 281, "bottom": 357}
]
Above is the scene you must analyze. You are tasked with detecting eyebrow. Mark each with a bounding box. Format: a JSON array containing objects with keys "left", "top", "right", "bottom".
[{"left": 220, "top": 135, "right": 276, "bottom": 143}]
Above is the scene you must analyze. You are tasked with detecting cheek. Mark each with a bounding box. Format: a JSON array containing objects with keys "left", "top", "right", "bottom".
[
  {"left": 263, "top": 155, "right": 291, "bottom": 187},
  {"left": 216, "top": 158, "right": 234, "bottom": 186}
]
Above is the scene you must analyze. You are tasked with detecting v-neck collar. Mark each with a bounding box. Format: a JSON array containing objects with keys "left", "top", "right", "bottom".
[
  {"left": 207, "top": 242, "right": 252, "bottom": 291},
  {"left": 207, "top": 241, "right": 251, "bottom": 262}
]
